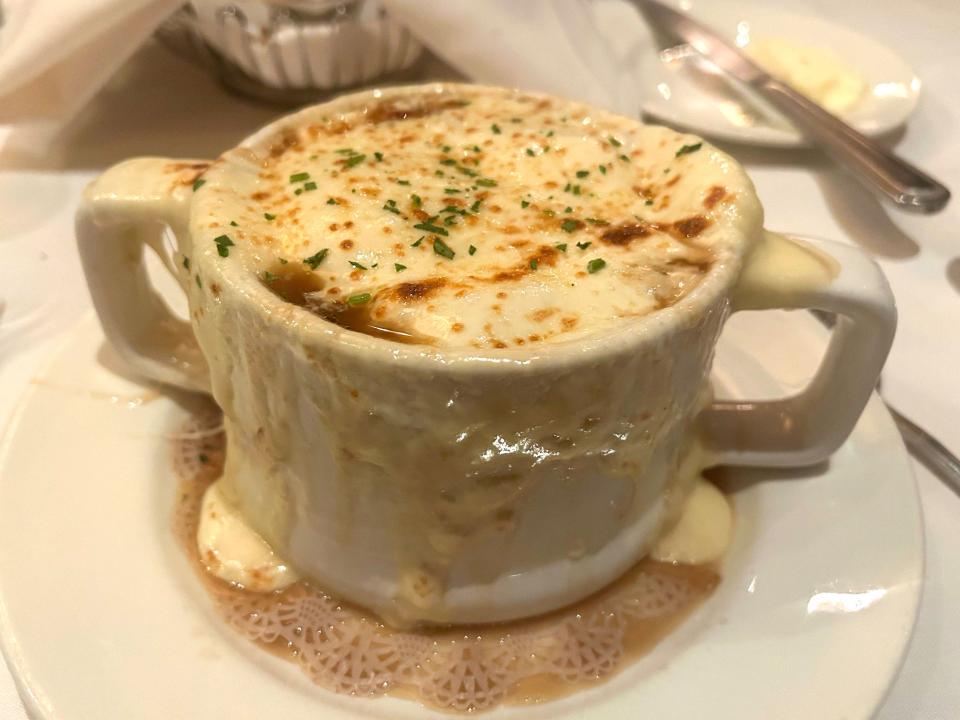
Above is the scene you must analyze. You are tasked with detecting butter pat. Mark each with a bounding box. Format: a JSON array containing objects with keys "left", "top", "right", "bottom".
[
  {"left": 197, "top": 481, "right": 299, "bottom": 591},
  {"left": 746, "top": 37, "right": 865, "bottom": 114},
  {"left": 651, "top": 478, "right": 732, "bottom": 565}
]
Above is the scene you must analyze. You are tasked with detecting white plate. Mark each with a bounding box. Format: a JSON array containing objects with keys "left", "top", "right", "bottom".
[
  {"left": 638, "top": 1, "right": 921, "bottom": 147},
  {"left": 0, "top": 310, "right": 922, "bottom": 719}
]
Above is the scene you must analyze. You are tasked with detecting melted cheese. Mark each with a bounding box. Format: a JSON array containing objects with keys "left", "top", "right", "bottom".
[{"left": 198, "top": 85, "right": 760, "bottom": 349}]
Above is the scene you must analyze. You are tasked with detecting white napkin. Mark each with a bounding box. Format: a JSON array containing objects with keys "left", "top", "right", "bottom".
[
  {"left": 382, "top": 0, "right": 648, "bottom": 116},
  {"left": 0, "top": 0, "right": 180, "bottom": 124},
  {"left": 0, "top": 0, "right": 649, "bottom": 123}
]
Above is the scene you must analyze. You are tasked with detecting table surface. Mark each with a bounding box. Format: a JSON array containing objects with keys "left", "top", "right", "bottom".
[{"left": 1, "top": 1, "right": 959, "bottom": 717}]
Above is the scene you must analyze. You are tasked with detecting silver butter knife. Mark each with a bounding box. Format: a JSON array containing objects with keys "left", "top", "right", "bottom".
[{"left": 633, "top": 0, "right": 951, "bottom": 214}]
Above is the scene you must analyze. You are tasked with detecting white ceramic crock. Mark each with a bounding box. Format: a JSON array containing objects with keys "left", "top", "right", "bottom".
[{"left": 76, "top": 84, "right": 895, "bottom": 626}]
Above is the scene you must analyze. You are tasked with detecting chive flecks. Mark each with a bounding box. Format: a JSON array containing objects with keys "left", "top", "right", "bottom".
[
  {"left": 347, "top": 293, "right": 372, "bottom": 306},
  {"left": 561, "top": 219, "right": 580, "bottom": 233},
  {"left": 349, "top": 260, "right": 368, "bottom": 270},
  {"left": 608, "top": 136, "right": 622, "bottom": 147},
  {"left": 468, "top": 245, "right": 477, "bottom": 255},
  {"left": 576, "top": 240, "right": 592, "bottom": 250},
  {"left": 442, "top": 145, "right": 452, "bottom": 153},
  {"left": 290, "top": 172, "right": 310, "bottom": 183},
  {"left": 262, "top": 270, "right": 278, "bottom": 283},
  {"left": 394, "top": 263, "right": 407, "bottom": 272},
  {"left": 476, "top": 178, "right": 497, "bottom": 187},
  {"left": 195, "top": 275, "right": 202, "bottom": 288},
  {"left": 344, "top": 154, "right": 366, "bottom": 168},
  {"left": 295, "top": 188, "right": 304, "bottom": 195},
  {"left": 192, "top": 178, "right": 206, "bottom": 191},
  {"left": 491, "top": 123, "right": 502, "bottom": 134},
  {"left": 411, "top": 236, "right": 425, "bottom": 247},
  {"left": 374, "top": 151, "right": 384, "bottom": 161},
  {"left": 433, "top": 237, "right": 455, "bottom": 259},
  {"left": 397, "top": 179, "right": 411, "bottom": 185},
  {"left": 576, "top": 170, "right": 589, "bottom": 178},
  {"left": 303, "top": 248, "right": 329, "bottom": 269},
  {"left": 229, "top": 220, "right": 238, "bottom": 227},
  {"left": 182, "top": 256, "right": 190, "bottom": 270},
  {"left": 213, "top": 234, "right": 234, "bottom": 257},
  {"left": 520, "top": 200, "right": 530, "bottom": 208},
  {"left": 327, "top": 197, "right": 338, "bottom": 205},
  {"left": 587, "top": 258, "right": 606, "bottom": 273},
  {"left": 383, "top": 200, "right": 400, "bottom": 214},
  {"left": 414, "top": 222, "right": 449, "bottom": 236},
  {"left": 645, "top": 199, "right": 654, "bottom": 206},
  {"left": 676, "top": 142, "right": 703, "bottom": 157},
  {"left": 411, "top": 194, "right": 422, "bottom": 208},
  {"left": 619, "top": 154, "right": 630, "bottom": 162},
  {"left": 555, "top": 243, "right": 567, "bottom": 252},
  {"left": 526, "top": 148, "right": 536, "bottom": 157},
  {"left": 530, "top": 258, "right": 539, "bottom": 269},
  {"left": 445, "top": 188, "right": 461, "bottom": 194},
  {"left": 264, "top": 212, "right": 276, "bottom": 220},
  {"left": 470, "top": 200, "right": 482, "bottom": 212},
  {"left": 598, "top": 164, "right": 607, "bottom": 175}
]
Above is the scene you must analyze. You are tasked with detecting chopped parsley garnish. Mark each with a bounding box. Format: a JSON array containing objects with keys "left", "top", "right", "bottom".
[
  {"left": 440, "top": 158, "right": 457, "bottom": 166},
  {"left": 561, "top": 219, "right": 580, "bottom": 233},
  {"left": 411, "top": 236, "right": 425, "bottom": 247},
  {"left": 608, "top": 136, "right": 622, "bottom": 147},
  {"left": 476, "top": 178, "right": 497, "bottom": 187},
  {"left": 599, "top": 164, "right": 607, "bottom": 175},
  {"left": 520, "top": 200, "right": 530, "bottom": 208},
  {"left": 530, "top": 258, "right": 539, "bottom": 269},
  {"left": 587, "top": 258, "right": 606, "bottom": 273},
  {"left": 645, "top": 199, "right": 654, "bottom": 206},
  {"left": 303, "top": 248, "right": 329, "bottom": 269},
  {"left": 335, "top": 148, "right": 355, "bottom": 155},
  {"left": 433, "top": 237, "right": 455, "bottom": 259},
  {"left": 192, "top": 178, "right": 205, "bottom": 192},
  {"left": 585, "top": 217, "right": 608, "bottom": 226},
  {"left": 473, "top": 145, "right": 482, "bottom": 152},
  {"left": 182, "top": 256, "right": 190, "bottom": 270},
  {"left": 411, "top": 193, "right": 422, "bottom": 208},
  {"left": 435, "top": 170, "right": 445, "bottom": 177},
  {"left": 543, "top": 209, "right": 556, "bottom": 217},
  {"left": 555, "top": 243, "right": 567, "bottom": 252},
  {"left": 229, "top": 220, "right": 238, "bottom": 227},
  {"left": 396, "top": 179, "right": 411, "bottom": 185},
  {"left": 213, "top": 234, "right": 234, "bottom": 257},
  {"left": 262, "top": 270, "right": 278, "bottom": 283},
  {"left": 444, "top": 188, "right": 461, "bottom": 194},
  {"left": 576, "top": 170, "right": 589, "bottom": 178},
  {"left": 619, "top": 154, "right": 630, "bottom": 162},
  {"left": 675, "top": 142, "right": 703, "bottom": 157},
  {"left": 414, "top": 222, "right": 449, "bottom": 236},
  {"left": 374, "top": 151, "right": 384, "bottom": 162},
  {"left": 469, "top": 245, "right": 477, "bottom": 255},
  {"left": 564, "top": 206, "right": 573, "bottom": 213},
  {"left": 576, "top": 240, "right": 592, "bottom": 250},
  {"left": 303, "top": 181, "right": 318, "bottom": 191},
  {"left": 195, "top": 275, "right": 202, "bottom": 288},
  {"left": 394, "top": 263, "right": 407, "bottom": 272},
  {"left": 444, "top": 215, "right": 458, "bottom": 227},
  {"left": 289, "top": 172, "right": 310, "bottom": 183},
  {"left": 264, "top": 212, "right": 276, "bottom": 220},
  {"left": 344, "top": 153, "right": 366, "bottom": 168},
  {"left": 470, "top": 200, "right": 482, "bottom": 212},
  {"left": 526, "top": 148, "right": 536, "bottom": 157},
  {"left": 327, "top": 197, "right": 338, "bottom": 205},
  {"left": 349, "top": 260, "right": 368, "bottom": 270},
  {"left": 491, "top": 123, "right": 502, "bottom": 134},
  {"left": 383, "top": 200, "right": 401, "bottom": 214},
  {"left": 294, "top": 188, "right": 303, "bottom": 196},
  {"left": 442, "top": 145, "right": 452, "bottom": 153},
  {"left": 347, "top": 293, "right": 372, "bottom": 306}
]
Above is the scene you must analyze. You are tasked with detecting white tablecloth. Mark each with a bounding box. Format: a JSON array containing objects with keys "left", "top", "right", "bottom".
[{"left": 2, "top": 0, "right": 959, "bottom": 716}]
